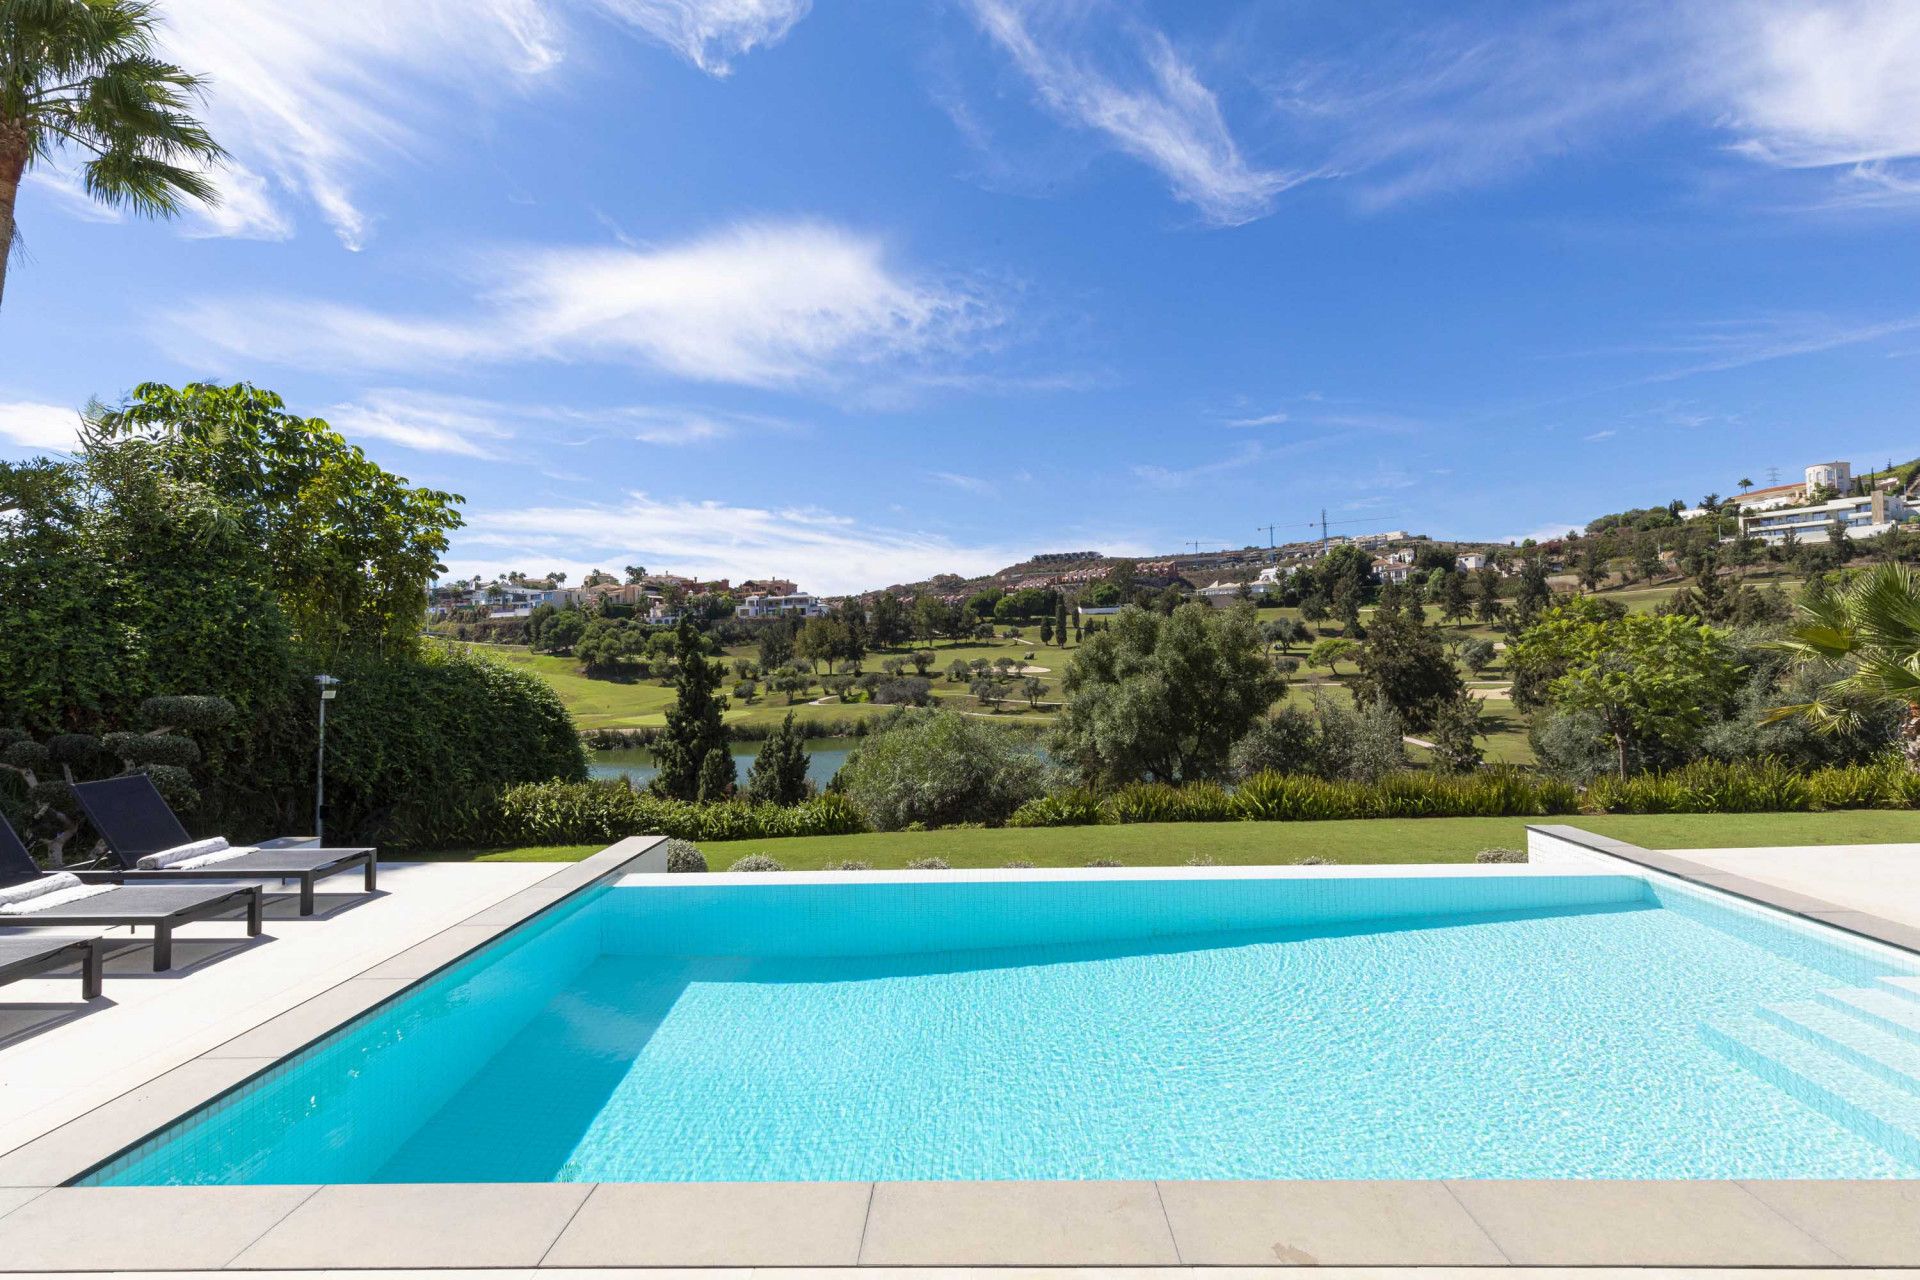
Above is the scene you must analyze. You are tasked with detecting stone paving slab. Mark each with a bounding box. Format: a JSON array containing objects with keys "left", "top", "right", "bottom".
[
  {"left": 1443, "top": 1179, "right": 1844, "bottom": 1266},
  {"left": 1743, "top": 1180, "right": 1920, "bottom": 1266},
  {"left": 0, "top": 1184, "right": 317, "bottom": 1271},
  {"left": 231, "top": 1182, "right": 593, "bottom": 1269},
  {"left": 859, "top": 1180, "right": 1179, "bottom": 1267},
  {"left": 541, "top": 1181, "right": 872, "bottom": 1268},
  {"left": 1156, "top": 1179, "right": 1507, "bottom": 1266}
]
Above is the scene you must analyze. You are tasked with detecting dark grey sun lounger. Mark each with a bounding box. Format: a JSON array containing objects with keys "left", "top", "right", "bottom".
[
  {"left": 0, "top": 935, "right": 105, "bottom": 1000},
  {"left": 71, "top": 776, "right": 377, "bottom": 917},
  {"left": 1, "top": 816, "right": 262, "bottom": 972}
]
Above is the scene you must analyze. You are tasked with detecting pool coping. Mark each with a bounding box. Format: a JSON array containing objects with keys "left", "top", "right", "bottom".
[{"left": 1, "top": 827, "right": 1918, "bottom": 1271}]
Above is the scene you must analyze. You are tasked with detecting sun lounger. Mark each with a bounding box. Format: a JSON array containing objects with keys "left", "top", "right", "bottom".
[
  {"left": 70, "top": 775, "right": 377, "bottom": 916},
  {"left": 1, "top": 816, "right": 262, "bottom": 971},
  {"left": 0, "top": 935, "right": 105, "bottom": 1000}
]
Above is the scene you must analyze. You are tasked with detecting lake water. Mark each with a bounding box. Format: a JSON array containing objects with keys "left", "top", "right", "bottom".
[{"left": 589, "top": 743, "right": 851, "bottom": 791}]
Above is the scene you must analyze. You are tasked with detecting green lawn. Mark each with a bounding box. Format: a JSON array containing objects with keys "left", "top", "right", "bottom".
[{"left": 443, "top": 809, "right": 1920, "bottom": 869}]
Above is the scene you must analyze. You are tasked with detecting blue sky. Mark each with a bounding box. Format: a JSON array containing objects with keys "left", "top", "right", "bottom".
[{"left": 2, "top": 0, "right": 1918, "bottom": 592}]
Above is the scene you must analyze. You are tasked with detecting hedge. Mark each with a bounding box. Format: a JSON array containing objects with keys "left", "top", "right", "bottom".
[
  {"left": 1009, "top": 769, "right": 1577, "bottom": 827},
  {"left": 483, "top": 779, "right": 866, "bottom": 845},
  {"left": 1581, "top": 756, "right": 1920, "bottom": 814}
]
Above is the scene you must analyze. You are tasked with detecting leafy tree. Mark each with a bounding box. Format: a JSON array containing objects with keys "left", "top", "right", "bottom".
[
  {"left": 1307, "top": 636, "right": 1357, "bottom": 673},
  {"left": 650, "top": 617, "right": 731, "bottom": 801},
  {"left": 1514, "top": 558, "right": 1553, "bottom": 623},
  {"left": 1053, "top": 604, "right": 1284, "bottom": 786},
  {"left": 1427, "top": 693, "right": 1486, "bottom": 773},
  {"left": 0, "top": 0, "right": 225, "bottom": 308},
  {"left": 535, "top": 608, "right": 586, "bottom": 654},
  {"left": 913, "top": 593, "right": 956, "bottom": 644},
  {"left": 744, "top": 711, "right": 810, "bottom": 804},
  {"left": 836, "top": 711, "right": 1046, "bottom": 829},
  {"left": 1578, "top": 545, "right": 1606, "bottom": 592},
  {"left": 1456, "top": 635, "right": 1496, "bottom": 675},
  {"left": 1440, "top": 570, "right": 1473, "bottom": 627},
  {"left": 795, "top": 616, "right": 849, "bottom": 674},
  {"left": 1766, "top": 563, "right": 1920, "bottom": 767},
  {"left": 1509, "top": 604, "right": 1740, "bottom": 775},
  {"left": 1022, "top": 674, "right": 1046, "bottom": 707},
  {"left": 1474, "top": 566, "right": 1504, "bottom": 626},
  {"left": 1351, "top": 608, "right": 1464, "bottom": 731},
  {"left": 868, "top": 591, "right": 911, "bottom": 646},
  {"left": 93, "top": 383, "right": 462, "bottom": 664},
  {"left": 1039, "top": 615, "right": 1054, "bottom": 645}
]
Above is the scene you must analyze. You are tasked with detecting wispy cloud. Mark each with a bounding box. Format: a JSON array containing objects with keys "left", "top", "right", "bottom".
[
  {"left": 449, "top": 492, "right": 1023, "bottom": 594},
  {"left": 326, "top": 388, "right": 788, "bottom": 458},
  {"left": 167, "top": 220, "right": 994, "bottom": 388},
  {"left": 964, "top": 0, "right": 1298, "bottom": 225},
  {"left": 583, "top": 0, "right": 809, "bottom": 76},
  {"left": 0, "top": 401, "right": 85, "bottom": 454},
  {"left": 928, "top": 470, "right": 998, "bottom": 495},
  {"left": 1132, "top": 441, "right": 1264, "bottom": 489},
  {"left": 1637, "top": 313, "right": 1920, "bottom": 383},
  {"left": 1583, "top": 429, "right": 1616, "bottom": 442},
  {"left": 156, "top": 0, "right": 564, "bottom": 249},
  {"left": 1225, "top": 411, "right": 1289, "bottom": 427}
]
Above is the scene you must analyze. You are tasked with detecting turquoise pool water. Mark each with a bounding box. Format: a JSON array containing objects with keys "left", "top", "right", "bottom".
[{"left": 84, "top": 872, "right": 1920, "bottom": 1184}]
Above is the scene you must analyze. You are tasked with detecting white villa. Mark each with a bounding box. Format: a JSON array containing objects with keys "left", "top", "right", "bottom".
[
  {"left": 1739, "top": 489, "right": 1910, "bottom": 546},
  {"left": 735, "top": 592, "right": 829, "bottom": 620}
]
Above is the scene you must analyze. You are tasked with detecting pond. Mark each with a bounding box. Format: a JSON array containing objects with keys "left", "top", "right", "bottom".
[{"left": 588, "top": 741, "right": 854, "bottom": 792}]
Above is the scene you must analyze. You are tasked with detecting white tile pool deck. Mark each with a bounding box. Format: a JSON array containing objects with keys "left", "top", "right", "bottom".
[{"left": 3, "top": 829, "right": 1920, "bottom": 1273}]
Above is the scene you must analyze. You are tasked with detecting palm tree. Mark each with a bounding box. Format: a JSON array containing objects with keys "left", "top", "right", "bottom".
[
  {"left": 1, "top": 0, "right": 223, "bottom": 307},
  {"left": 1766, "top": 563, "right": 1920, "bottom": 767}
]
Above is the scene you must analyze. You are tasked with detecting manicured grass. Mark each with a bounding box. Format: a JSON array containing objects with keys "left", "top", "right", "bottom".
[{"left": 444, "top": 809, "right": 1920, "bottom": 868}]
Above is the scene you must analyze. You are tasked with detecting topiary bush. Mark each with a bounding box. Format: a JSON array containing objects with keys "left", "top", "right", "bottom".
[{"left": 663, "top": 838, "right": 707, "bottom": 873}]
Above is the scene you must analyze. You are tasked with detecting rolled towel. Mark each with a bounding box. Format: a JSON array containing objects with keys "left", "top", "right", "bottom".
[
  {"left": 170, "top": 845, "right": 256, "bottom": 869},
  {"left": 0, "top": 873, "right": 115, "bottom": 914},
  {"left": 137, "top": 837, "right": 230, "bottom": 869}
]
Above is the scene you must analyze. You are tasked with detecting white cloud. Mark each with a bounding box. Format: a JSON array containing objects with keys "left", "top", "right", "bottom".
[
  {"left": 1583, "top": 429, "right": 1616, "bottom": 442},
  {"left": 929, "top": 470, "right": 997, "bottom": 495},
  {"left": 153, "top": 0, "right": 563, "bottom": 248},
  {"left": 0, "top": 401, "right": 86, "bottom": 453},
  {"left": 449, "top": 492, "right": 1021, "bottom": 594},
  {"left": 168, "top": 220, "right": 991, "bottom": 388},
  {"left": 1225, "top": 411, "right": 1289, "bottom": 427},
  {"left": 1132, "top": 442, "right": 1264, "bottom": 489},
  {"left": 325, "top": 388, "right": 781, "bottom": 458},
  {"left": 1703, "top": 3, "right": 1920, "bottom": 170},
  {"left": 965, "top": 0, "right": 1297, "bottom": 225},
  {"left": 584, "top": 0, "right": 809, "bottom": 76}
]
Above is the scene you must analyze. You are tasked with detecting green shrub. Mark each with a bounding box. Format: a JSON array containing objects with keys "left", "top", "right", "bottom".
[
  {"left": 905, "top": 856, "right": 952, "bottom": 870},
  {"left": 727, "top": 853, "right": 784, "bottom": 872},
  {"left": 1102, "top": 782, "right": 1187, "bottom": 824},
  {"left": 1007, "top": 787, "right": 1104, "bottom": 828},
  {"left": 828, "top": 858, "right": 873, "bottom": 870},
  {"left": 1476, "top": 847, "right": 1526, "bottom": 863},
  {"left": 487, "top": 781, "right": 866, "bottom": 846},
  {"left": 663, "top": 839, "right": 707, "bottom": 873},
  {"left": 835, "top": 711, "right": 1047, "bottom": 830}
]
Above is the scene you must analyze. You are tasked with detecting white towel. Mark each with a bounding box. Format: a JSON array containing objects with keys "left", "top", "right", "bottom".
[
  {"left": 0, "top": 877, "right": 116, "bottom": 914},
  {"left": 170, "top": 845, "right": 256, "bottom": 869},
  {"left": 0, "top": 871, "right": 81, "bottom": 908},
  {"left": 138, "top": 837, "right": 232, "bottom": 869}
]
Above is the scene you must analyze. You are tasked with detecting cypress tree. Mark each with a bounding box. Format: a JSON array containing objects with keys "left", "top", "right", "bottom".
[
  {"left": 746, "top": 710, "right": 811, "bottom": 805},
  {"left": 651, "top": 616, "right": 731, "bottom": 800},
  {"left": 1055, "top": 599, "right": 1069, "bottom": 645}
]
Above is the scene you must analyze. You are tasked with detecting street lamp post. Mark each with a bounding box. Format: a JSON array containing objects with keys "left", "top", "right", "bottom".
[{"left": 314, "top": 675, "right": 340, "bottom": 844}]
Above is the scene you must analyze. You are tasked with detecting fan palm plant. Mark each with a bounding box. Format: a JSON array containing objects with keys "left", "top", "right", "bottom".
[
  {"left": 1, "top": 0, "right": 222, "bottom": 307},
  {"left": 1765, "top": 562, "right": 1920, "bottom": 767}
]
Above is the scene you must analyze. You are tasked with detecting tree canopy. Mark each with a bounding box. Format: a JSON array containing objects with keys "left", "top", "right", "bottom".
[{"left": 1053, "top": 603, "right": 1284, "bottom": 786}]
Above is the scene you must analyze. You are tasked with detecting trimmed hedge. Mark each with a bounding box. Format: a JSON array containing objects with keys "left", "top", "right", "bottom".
[
  {"left": 485, "top": 779, "right": 866, "bottom": 845},
  {"left": 1582, "top": 756, "right": 1920, "bottom": 814},
  {"left": 1009, "top": 769, "right": 1577, "bottom": 827}
]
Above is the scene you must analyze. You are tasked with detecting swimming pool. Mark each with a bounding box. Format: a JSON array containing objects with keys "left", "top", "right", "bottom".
[{"left": 81, "top": 868, "right": 1920, "bottom": 1185}]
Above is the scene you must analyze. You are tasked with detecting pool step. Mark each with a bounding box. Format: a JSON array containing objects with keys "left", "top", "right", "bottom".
[
  {"left": 1817, "top": 985, "right": 1920, "bottom": 1044},
  {"left": 1701, "top": 1013, "right": 1920, "bottom": 1167},
  {"left": 1760, "top": 1000, "right": 1920, "bottom": 1092}
]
